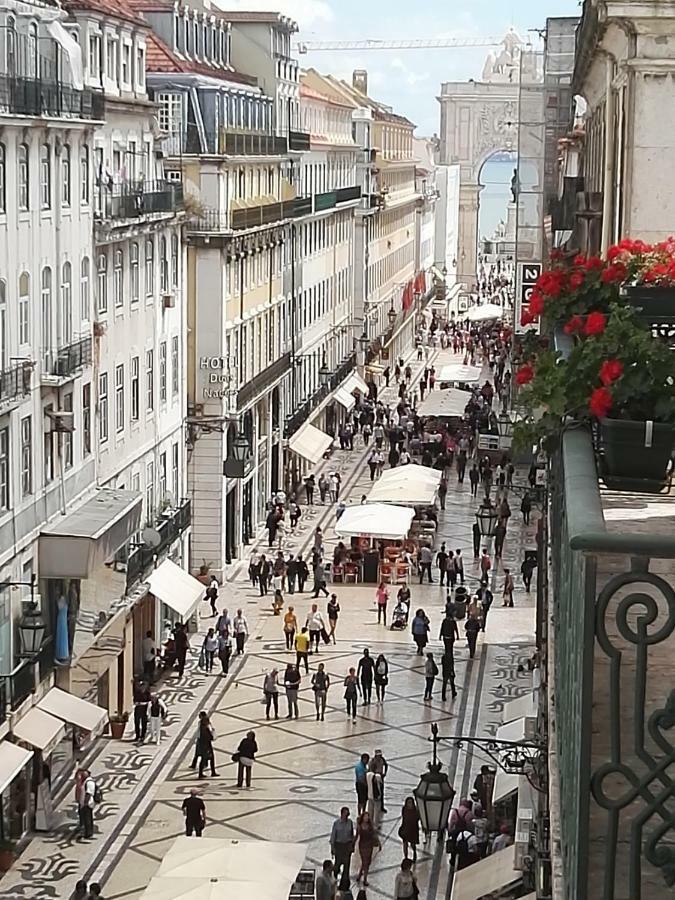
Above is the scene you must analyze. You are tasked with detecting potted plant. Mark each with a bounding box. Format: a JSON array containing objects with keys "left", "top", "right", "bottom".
[
  {"left": 0, "top": 838, "right": 15, "bottom": 872},
  {"left": 109, "top": 711, "right": 129, "bottom": 740}
]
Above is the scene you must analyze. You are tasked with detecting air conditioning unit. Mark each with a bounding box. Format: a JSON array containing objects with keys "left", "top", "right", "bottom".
[
  {"left": 514, "top": 807, "right": 534, "bottom": 870},
  {"left": 162, "top": 292, "right": 175, "bottom": 309},
  {"left": 46, "top": 409, "right": 75, "bottom": 433}
]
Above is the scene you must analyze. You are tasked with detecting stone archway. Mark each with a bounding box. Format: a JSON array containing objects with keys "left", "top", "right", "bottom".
[{"left": 437, "top": 31, "right": 523, "bottom": 288}]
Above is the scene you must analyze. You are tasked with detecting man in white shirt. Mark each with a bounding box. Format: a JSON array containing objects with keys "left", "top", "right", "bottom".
[
  {"left": 305, "top": 603, "right": 326, "bottom": 654},
  {"left": 82, "top": 774, "right": 98, "bottom": 839},
  {"left": 232, "top": 609, "right": 249, "bottom": 655},
  {"left": 149, "top": 693, "right": 168, "bottom": 744}
]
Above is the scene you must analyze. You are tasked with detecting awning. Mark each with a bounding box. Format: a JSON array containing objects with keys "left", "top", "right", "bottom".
[
  {"left": 141, "top": 877, "right": 288, "bottom": 900},
  {"left": 367, "top": 464, "right": 441, "bottom": 506},
  {"left": 438, "top": 364, "right": 482, "bottom": 384},
  {"left": 288, "top": 422, "right": 333, "bottom": 466},
  {"left": 148, "top": 558, "right": 205, "bottom": 620},
  {"left": 493, "top": 717, "right": 529, "bottom": 803},
  {"left": 13, "top": 707, "right": 66, "bottom": 756},
  {"left": 466, "top": 302, "right": 504, "bottom": 321},
  {"left": 0, "top": 742, "right": 33, "bottom": 794},
  {"left": 40, "top": 488, "right": 142, "bottom": 578},
  {"left": 156, "top": 837, "right": 307, "bottom": 883},
  {"left": 335, "top": 503, "right": 415, "bottom": 540},
  {"left": 38, "top": 687, "right": 108, "bottom": 736},
  {"left": 342, "top": 372, "right": 369, "bottom": 395},
  {"left": 418, "top": 388, "right": 473, "bottom": 419},
  {"left": 502, "top": 691, "right": 538, "bottom": 724},
  {"left": 334, "top": 387, "right": 356, "bottom": 411},
  {"left": 450, "top": 844, "right": 520, "bottom": 900}
]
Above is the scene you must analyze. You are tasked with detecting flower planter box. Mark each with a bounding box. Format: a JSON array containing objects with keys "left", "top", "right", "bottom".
[
  {"left": 598, "top": 417, "right": 675, "bottom": 490},
  {"left": 622, "top": 285, "right": 675, "bottom": 344}
]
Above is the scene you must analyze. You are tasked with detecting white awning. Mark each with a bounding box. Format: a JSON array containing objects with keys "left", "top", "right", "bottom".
[
  {"left": 142, "top": 877, "right": 289, "bottom": 900},
  {"left": 466, "top": 302, "right": 504, "bottom": 321},
  {"left": 156, "top": 837, "right": 307, "bottom": 883},
  {"left": 334, "top": 387, "right": 356, "bottom": 411},
  {"left": 342, "top": 372, "right": 369, "bottom": 395},
  {"left": 13, "top": 707, "right": 65, "bottom": 756},
  {"left": 368, "top": 464, "right": 441, "bottom": 506},
  {"left": 502, "top": 691, "right": 538, "bottom": 724},
  {"left": 148, "top": 558, "right": 205, "bottom": 620},
  {"left": 493, "top": 717, "right": 528, "bottom": 803},
  {"left": 0, "top": 742, "right": 33, "bottom": 794},
  {"left": 438, "top": 364, "right": 483, "bottom": 384},
  {"left": 335, "top": 503, "right": 415, "bottom": 540},
  {"left": 418, "top": 388, "right": 473, "bottom": 418},
  {"left": 38, "top": 687, "right": 107, "bottom": 736},
  {"left": 288, "top": 422, "right": 333, "bottom": 466},
  {"left": 451, "top": 844, "right": 520, "bottom": 900}
]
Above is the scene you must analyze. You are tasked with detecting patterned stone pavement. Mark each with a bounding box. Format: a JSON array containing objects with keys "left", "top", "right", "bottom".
[{"left": 0, "top": 348, "right": 538, "bottom": 900}]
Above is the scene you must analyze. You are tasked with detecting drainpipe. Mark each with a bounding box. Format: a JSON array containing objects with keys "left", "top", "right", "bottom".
[{"left": 600, "top": 51, "right": 616, "bottom": 255}]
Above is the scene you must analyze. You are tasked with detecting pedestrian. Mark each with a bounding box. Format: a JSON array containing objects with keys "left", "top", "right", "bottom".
[
  {"left": 472, "top": 804, "right": 489, "bottom": 858},
  {"left": 205, "top": 576, "right": 219, "bottom": 617},
  {"left": 423, "top": 652, "right": 438, "bottom": 700},
  {"left": 149, "top": 693, "right": 168, "bottom": 744},
  {"left": 248, "top": 552, "right": 260, "bottom": 587},
  {"left": 263, "top": 668, "right": 280, "bottom": 720},
  {"left": 330, "top": 472, "right": 341, "bottom": 503},
  {"left": 196, "top": 715, "right": 217, "bottom": 778},
  {"left": 457, "top": 451, "right": 467, "bottom": 483},
  {"left": 411, "top": 608, "right": 430, "bottom": 655},
  {"left": 216, "top": 608, "right": 231, "bottom": 638},
  {"left": 398, "top": 797, "right": 420, "bottom": 862},
  {"left": 371, "top": 747, "right": 388, "bottom": 812},
  {"left": 354, "top": 752, "right": 370, "bottom": 814},
  {"left": 521, "top": 555, "right": 536, "bottom": 592},
  {"left": 418, "top": 544, "right": 433, "bottom": 583},
  {"left": 436, "top": 543, "right": 449, "bottom": 586},
  {"left": 289, "top": 500, "right": 301, "bottom": 531},
  {"left": 327, "top": 593, "right": 340, "bottom": 643},
  {"left": 469, "top": 464, "right": 480, "bottom": 497},
  {"left": 235, "top": 730, "right": 258, "bottom": 788},
  {"left": 355, "top": 811, "right": 380, "bottom": 885},
  {"left": 492, "top": 824, "right": 514, "bottom": 853},
  {"left": 374, "top": 653, "right": 388, "bottom": 701},
  {"left": 521, "top": 491, "right": 532, "bottom": 525},
  {"left": 441, "top": 651, "right": 457, "bottom": 700},
  {"left": 503, "top": 569, "right": 515, "bottom": 607},
  {"left": 473, "top": 765, "right": 493, "bottom": 810},
  {"left": 312, "top": 561, "right": 330, "bottom": 599},
  {"left": 494, "top": 522, "right": 506, "bottom": 558},
  {"left": 133, "top": 682, "right": 150, "bottom": 743},
  {"left": 447, "top": 799, "right": 475, "bottom": 868},
  {"left": 182, "top": 788, "right": 206, "bottom": 836},
  {"left": 218, "top": 633, "right": 232, "bottom": 675},
  {"left": 465, "top": 611, "right": 481, "bottom": 659},
  {"left": 282, "top": 662, "right": 301, "bottom": 719},
  {"left": 297, "top": 554, "right": 309, "bottom": 592},
  {"left": 175, "top": 623, "right": 190, "bottom": 678},
  {"left": 306, "top": 602, "right": 326, "bottom": 651},
  {"left": 439, "top": 610, "right": 459, "bottom": 656},
  {"left": 447, "top": 550, "right": 457, "bottom": 588},
  {"left": 344, "top": 667, "right": 360, "bottom": 722},
  {"left": 429, "top": 366, "right": 436, "bottom": 389},
  {"left": 404, "top": 364, "right": 412, "bottom": 383},
  {"left": 305, "top": 474, "right": 316, "bottom": 505},
  {"left": 375, "top": 581, "right": 389, "bottom": 624},
  {"left": 394, "top": 858, "right": 417, "bottom": 900},
  {"left": 189, "top": 711, "right": 208, "bottom": 769},
  {"left": 317, "top": 859, "right": 337, "bottom": 900},
  {"left": 82, "top": 770, "right": 99, "bottom": 839},
  {"left": 472, "top": 522, "right": 481, "bottom": 559},
  {"left": 71, "top": 881, "right": 89, "bottom": 900},
  {"left": 295, "top": 626, "right": 310, "bottom": 673},
  {"left": 142, "top": 630, "right": 156, "bottom": 680},
  {"left": 312, "top": 662, "right": 330, "bottom": 720},
  {"left": 454, "top": 548, "right": 465, "bottom": 584},
  {"left": 259, "top": 554, "right": 271, "bottom": 596},
  {"left": 480, "top": 548, "right": 492, "bottom": 578},
  {"left": 202, "top": 628, "right": 219, "bottom": 672},
  {"left": 357, "top": 648, "right": 375, "bottom": 705},
  {"left": 477, "top": 580, "right": 494, "bottom": 631},
  {"left": 438, "top": 476, "right": 447, "bottom": 510},
  {"left": 232, "top": 609, "right": 249, "bottom": 654},
  {"left": 284, "top": 605, "right": 298, "bottom": 650},
  {"left": 330, "top": 809, "right": 355, "bottom": 889},
  {"left": 419, "top": 376, "right": 427, "bottom": 401}
]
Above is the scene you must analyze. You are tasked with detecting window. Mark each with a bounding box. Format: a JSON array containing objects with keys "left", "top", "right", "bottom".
[
  {"left": 61, "top": 145, "right": 71, "bottom": 206},
  {"left": 159, "top": 341, "right": 167, "bottom": 402},
  {"left": 172, "top": 441, "right": 179, "bottom": 500},
  {"left": 171, "top": 233, "right": 179, "bottom": 287},
  {"left": 146, "top": 349, "right": 154, "bottom": 411},
  {"left": 136, "top": 45, "right": 145, "bottom": 88},
  {"left": 131, "top": 356, "right": 139, "bottom": 421},
  {"left": 0, "top": 143, "right": 5, "bottom": 213},
  {"left": 145, "top": 461, "right": 154, "bottom": 520},
  {"left": 18, "top": 143, "right": 29, "bottom": 210},
  {"left": 28, "top": 22, "right": 38, "bottom": 77},
  {"left": 106, "top": 36, "right": 118, "bottom": 82},
  {"left": 80, "top": 257, "right": 90, "bottom": 322},
  {"left": 121, "top": 43, "right": 131, "bottom": 84},
  {"left": 98, "top": 372, "right": 108, "bottom": 442},
  {"left": 171, "top": 335, "right": 179, "bottom": 396},
  {"left": 157, "top": 93, "right": 182, "bottom": 136},
  {"left": 115, "top": 364, "right": 125, "bottom": 432},
  {"left": 160, "top": 236, "right": 168, "bottom": 292},
  {"left": 145, "top": 239, "right": 154, "bottom": 295},
  {"left": 63, "top": 392, "right": 73, "bottom": 469},
  {"left": 0, "top": 427, "right": 9, "bottom": 511},
  {"left": 44, "top": 404, "right": 54, "bottom": 483},
  {"left": 80, "top": 146, "right": 89, "bottom": 204},
  {"left": 114, "top": 248, "right": 123, "bottom": 307},
  {"left": 89, "top": 33, "right": 101, "bottom": 78},
  {"left": 159, "top": 451, "right": 167, "bottom": 502},
  {"left": 20, "top": 416, "right": 32, "bottom": 497},
  {"left": 18, "top": 272, "right": 29, "bottom": 345},
  {"left": 40, "top": 143, "right": 51, "bottom": 209},
  {"left": 97, "top": 252, "right": 107, "bottom": 313},
  {"left": 61, "top": 261, "right": 72, "bottom": 344},
  {"left": 41, "top": 267, "right": 52, "bottom": 364},
  {"left": 82, "top": 382, "right": 91, "bottom": 455},
  {"left": 130, "top": 243, "right": 139, "bottom": 302}
]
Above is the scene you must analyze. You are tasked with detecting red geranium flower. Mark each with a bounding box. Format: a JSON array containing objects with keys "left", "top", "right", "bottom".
[
  {"left": 520, "top": 308, "right": 537, "bottom": 327},
  {"left": 607, "top": 244, "right": 623, "bottom": 261},
  {"left": 589, "top": 386, "right": 613, "bottom": 418},
  {"left": 584, "top": 311, "right": 607, "bottom": 336},
  {"left": 573, "top": 254, "right": 587, "bottom": 266},
  {"left": 569, "top": 271, "right": 585, "bottom": 290},
  {"left": 585, "top": 256, "right": 604, "bottom": 271},
  {"left": 515, "top": 364, "right": 535, "bottom": 386},
  {"left": 599, "top": 359, "right": 624, "bottom": 386},
  {"left": 563, "top": 315, "right": 583, "bottom": 335},
  {"left": 601, "top": 263, "right": 627, "bottom": 284},
  {"left": 528, "top": 291, "right": 545, "bottom": 316}
]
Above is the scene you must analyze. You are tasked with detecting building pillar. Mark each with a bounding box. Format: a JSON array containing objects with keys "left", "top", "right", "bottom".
[{"left": 457, "top": 182, "right": 480, "bottom": 288}]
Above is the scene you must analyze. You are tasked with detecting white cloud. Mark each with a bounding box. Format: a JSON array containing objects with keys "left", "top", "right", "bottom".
[{"left": 216, "top": 0, "right": 334, "bottom": 29}]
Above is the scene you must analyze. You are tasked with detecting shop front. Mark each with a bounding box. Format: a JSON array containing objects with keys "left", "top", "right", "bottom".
[
  {"left": 0, "top": 742, "right": 32, "bottom": 862},
  {"left": 146, "top": 558, "right": 206, "bottom": 653}
]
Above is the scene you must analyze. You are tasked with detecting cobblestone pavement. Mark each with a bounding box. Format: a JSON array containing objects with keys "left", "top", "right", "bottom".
[{"left": 0, "top": 348, "right": 538, "bottom": 900}]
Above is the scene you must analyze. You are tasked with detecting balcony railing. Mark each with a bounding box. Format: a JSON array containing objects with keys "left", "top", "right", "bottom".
[
  {"left": 188, "top": 208, "right": 230, "bottom": 233},
  {"left": 0, "top": 74, "right": 105, "bottom": 121},
  {"left": 96, "top": 180, "right": 184, "bottom": 221},
  {"left": 289, "top": 130, "right": 311, "bottom": 152},
  {"left": 237, "top": 351, "right": 291, "bottom": 409},
  {"left": 284, "top": 352, "right": 356, "bottom": 439},
  {"left": 125, "top": 498, "right": 192, "bottom": 588},
  {"left": 0, "top": 361, "right": 32, "bottom": 408},
  {"left": 223, "top": 131, "right": 289, "bottom": 156},
  {"left": 0, "top": 659, "right": 37, "bottom": 725},
  {"left": 315, "top": 191, "right": 337, "bottom": 212},
  {"left": 231, "top": 196, "right": 311, "bottom": 230},
  {"left": 43, "top": 335, "right": 93, "bottom": 380},
  {"left": 163, "top": 129, "right": 289, "bottom": 157},
  {"left": 335, "top": 185, "right": 362, "bottom": 204}
]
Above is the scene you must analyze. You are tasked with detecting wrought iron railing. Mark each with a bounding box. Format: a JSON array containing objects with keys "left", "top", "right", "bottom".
[
  {"left": 231, "top": 196, "right": 311, "bottom": 230},
  {"left": 43, "top": 335, "right": 92, "bottom": 378},
  {"left": 314, "top": 191, "right": 337, "bottom": 212},
  {"left": 126, "top": 498, "right": 192, "bottom": 588},
  {"left": 0, "top": 361, "right": 31, "bottom": 407},
  {"left": 335, "top": 185, "right": 362, "bottom": 204},
  {"left": 549, "top": 427, "right": 675, "bottom": 899},
  {"left": 0, "top": 659, "right": 37, "bottom": 723},
  {"left": 96, "top": 180, "right": 184, "bottom": 220},
  {"left": 0, "top": 74, "right": 104, "bottom": 120},
  {"left": 289, "top": 130, "right": 311, "bottom": 151},
  {"left": 162, "top": 129, "right": 288, "bottom": 157},
  {"left": 284, "top": 353, "right": 356, "bottom": 439},
  {"left": 237, "top": 352, "right": 291, "bottom": 409}
]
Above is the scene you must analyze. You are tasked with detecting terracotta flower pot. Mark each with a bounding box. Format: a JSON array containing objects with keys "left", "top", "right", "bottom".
[
  {"left": 0, "top": 848, "right": 15, "bottom": 872},
  {"left": 599, "top": 418, "right": 675, "bottom": 483},
  {"left": 109, "top": 719, "right": 127, "bottom": 740}
]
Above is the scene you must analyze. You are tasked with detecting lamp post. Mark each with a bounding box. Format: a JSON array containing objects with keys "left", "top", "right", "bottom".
[
  {"left": 476, "top": 500, "right": 499, "bottom": 536},
  {"left": 223, "top": 428, "right": 252, "bottom": 479},
  {"left": 497, "top": 413, "right": 513, "bottom": 440},
  {"left": 318, "top": 352, "right": 330, "bottom": 388},
  {"left": 387, "top": 300, "right": 397, "bottom": 328},
  {"left": 1, "top": 576, "right": 46, "bottom": 658},
  {"left": 413, "top": 724, "right": 455, "bottom": 839}
]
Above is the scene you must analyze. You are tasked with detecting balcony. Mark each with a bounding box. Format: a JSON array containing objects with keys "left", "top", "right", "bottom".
[
  {"left": 315, "top": 191, "right": 337, "bottom": 212},
  {"left": 125, "top": 499, "right": 192, "bottom": 589},
  {"left": 549, "top": 427, "right": 675, "bottom": 898},
  {"left": 96, "top": 180, "right": 184, "bottom": 222},
  {"left": 41, "top": 335, "right": 93, "bottom": 386},
  {"left": 284, "top": 352, "right": 356, "bottom": 439},
  {"left": 335, "top": 185, "right": 362, "bottom": 204},
  {"left": 237, "top": 352, "right": 291, "bottom": 409},
  {"left": 223, "top": 131, "right": 289, "bottom": 156},
  {"left": 0, "top": 659, "right": 38, "bottom": 725},
  {"left": 0, "top": 75, "right": 105, "bottom": 121},
  {"left": 289, "top": 130, "right": 311, "bottom": 152},
  {"left": 231, "top": 196, "right": 311, "bottom": 230},
  {"left": 188, "top": 208, "right": 231, "bottom": 233},
  {"left": 0, "top": 361, "right": 32, "bottom": 410}
]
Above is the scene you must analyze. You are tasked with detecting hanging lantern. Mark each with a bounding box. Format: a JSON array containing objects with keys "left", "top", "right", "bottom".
[
  {"left": 18, "top": 603, "right": 46, "bottom": 657},
  {"left": 413, "top": 763, "right": 455, "bottom": 835},
  {"left": 475, "top": 503, "right": 499, "bottom": 537}
]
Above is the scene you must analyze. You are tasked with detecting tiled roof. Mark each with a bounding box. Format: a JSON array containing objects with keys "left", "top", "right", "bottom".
[
  {"left": 223, "top": 10, "right": 298, "bottom": 31},
  {"left": 63, "top": 0, "right": 146, "bottom": 26},
  {"left": 145, "top": 33, "right": 258, "bottom": 86},
  {"left": 300, "top": 82, "right": 352, "bottom": 108}
]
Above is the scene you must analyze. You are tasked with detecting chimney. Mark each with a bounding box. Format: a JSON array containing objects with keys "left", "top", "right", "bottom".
[{"left": 353, "top": 69, "right": 368, "bottom": 95}]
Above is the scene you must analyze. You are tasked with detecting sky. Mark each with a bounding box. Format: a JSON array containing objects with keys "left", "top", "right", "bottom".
[{"left": 217, "top": 0, "right": 581, "bottom": 134}]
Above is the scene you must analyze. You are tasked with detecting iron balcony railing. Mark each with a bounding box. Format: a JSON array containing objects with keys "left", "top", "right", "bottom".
[
  {"left": 0, "top": 361, "right": 32, "bottom": 407},
  {"left": 0, "top": 74, "right": 105, "bottom": 120},
  {"left": 237, "top": 352, "right": 291, "bottom": 409},
  {"left": 125, "top": 498, "right": 192, "bottom": 588},
  {"left": 0, "top": 659, "right": 37, "bottom": 725},
  {"left": 284, "top": 353, "right": 356, "bottom": 439},
  {"left": 289, "top": 130, "right": 311, "bottom": 152},
  {"left": 163, "top": 129, "right": 289, "bottom": 157},
  {"left": 335, "top": 185, "right": 362, "bottom": 204},
  {"left": 231, "top": 196, "right": 311, "bottom": 230},
  {"left": 315, "top": 191, "right": 337, "bottom": 212},
  {"left": 96, "top": 180, "right": 184, "bottom": 221},
  {"left": 44, "top": 335, "right": 93, "bottom": 379}
]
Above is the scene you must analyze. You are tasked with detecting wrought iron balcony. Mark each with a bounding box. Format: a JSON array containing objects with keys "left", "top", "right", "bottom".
[
  {"left": 96, "top": 180, "right": 184, "bottom": 221},
  {"left": 223, "top": 131, "right": 289, "bottom": 156},
  {"left": 188, "top": 208, "right": 231, "bottom": 233},
  {"left": 289, "top": 130, "right": 311, "bottom": 152},
  {"left": 125, "top": 498, "right": 192, "bottom": 588},
  {"left": 163, "top": 129, "right": 289, "bottom": 157},
  {"left": 0, "top": 361, "right": 32, "bottom": 409},
  {"left": 315, "top": 191, "right": 337, "bottom": 212},
  {"left": 284, "top": 353, "right": 356, "bottom": 439},
  {"left": 237, "top": 352, "right": 291, "bottom": 409},
  {"left": 231, "top": 196, "right": 311, "bottom": 230},
  {"left": 42, "top": 335, "right": 93, "bottom": 384},
  {"left": 0, "top": 659, "right": 37, "bottom": 725},
  {"left": 0, "top": 75, "right": 104, "bottom": 121},
  {"left": 335, "top": 185, "right": 362, "bottom": 204}
]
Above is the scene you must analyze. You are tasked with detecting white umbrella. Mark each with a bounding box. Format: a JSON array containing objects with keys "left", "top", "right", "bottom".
[
  {"left": 368, "top": 466, "right": 440, "bottom": 506},
  {"left": 157, "top": 838, "right": 307, "bottom": 884},
  {"left": 142, "top": 877, "right": 289, "bottom": 900},
  {"left": 335, "top": 503, "right": 415, "bottom": 540},
  {"left": 418, "top": 388, "right": 473, "bottom": 418},
  {"left": 376, "top": 464, "right": 441, "bottom": 488},
  {"left": 438, "top": 364, "right": 482, "bottom": 384},
  {"left": 466, "top": 303, "right": 503, "bottom": 321}
]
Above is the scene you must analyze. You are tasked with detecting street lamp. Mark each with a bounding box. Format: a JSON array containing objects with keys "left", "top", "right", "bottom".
[
  {"left": 497, "top": 413, "right": 513, "bottom": 439},
  {"left": 358, "top": 331, "right": 369, "bottom": 354},
  {"left": 413, "top": 724, "right": 455, "bottom": 836},
  {"left": 387, "top": 300, "right": 397, "bottom": 327},
  {"left": 475, "top": 501, "right": 499, "bottom": 538},
  {"left": 223, "top": 429, "right": 252, "bottom": 478},
  {"left": 318, "top": 353, "right": 330, "bottom": 387},
  {"left": 8, "top": 576, "right": 46, "bottom": 658}
]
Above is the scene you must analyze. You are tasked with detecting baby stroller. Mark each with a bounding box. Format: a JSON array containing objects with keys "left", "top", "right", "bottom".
[{"left": 390, "top": 599, "right": 409, "bottom": 630}]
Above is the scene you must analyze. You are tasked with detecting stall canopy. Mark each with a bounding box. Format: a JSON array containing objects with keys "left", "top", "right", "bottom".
[
  {"left": 450, "top": 844, "right": 520, "bottom": 900},
  {"left": 156, "top": 838, "right": 307, "bottom": 885},
  {"left": 148, "top": 558, "right": 205, "bottom": 620},
  {"left": 368, "top": 465, "right": 441, "bottom": 506},
  {"left": 288, "top": 422, "right": 333, "bottom": 466},
  {"left": 13, "top": 707, "right": 66, "bottom": 756},
  {"left": 141, "top": 877, "right": 286, "bottom": 900},
  {"left": 334, "top": 387, "right": 356, "bottom": 411},
  {"left": 492, "top": 717, "right": 530, "bottom": 803},
  {"left": 466, "top": 302, "right": 504, "bottom": 322},
  {"left": 342, "top": 372, "right": 369, "bottom": 395},
  {"left": 418, "top": 388, "right": 473, "bottom": 419},
  {"left": 0, "top": 741, "right": 33, "bottom": 794},
  {"left": 438, "top": 364, "right": 482, "bottom": 384},
  {"left": 335, "top": 503, "right": 415, "bottom": 540},
  {"left": 37, "top": 687, "right": 108, "bottom": 737}
]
